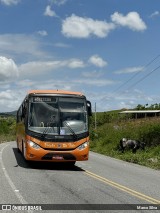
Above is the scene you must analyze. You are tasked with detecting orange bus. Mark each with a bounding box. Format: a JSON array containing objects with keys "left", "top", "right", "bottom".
[{"left": 16, "top": 90, "right": 92, "bottom": 165}]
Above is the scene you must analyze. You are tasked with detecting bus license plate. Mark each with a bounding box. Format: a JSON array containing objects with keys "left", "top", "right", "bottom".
[{"left": 52, "top": 155, "right": 64, "bottom": 160}]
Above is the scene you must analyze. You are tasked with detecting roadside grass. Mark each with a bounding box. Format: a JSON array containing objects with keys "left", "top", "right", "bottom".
[
  {"left": 0, "top": 135, "right": 16, "bottom": 144},
  {"left": 90, "top": 117, "right": 160, "bottom": 170},
  {"left": 0, "top": 117, "right": 16, "bottom": 144}
]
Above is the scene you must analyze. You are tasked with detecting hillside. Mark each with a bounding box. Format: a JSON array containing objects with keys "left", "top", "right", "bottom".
[
  {"left": 0, "top": 110, "right": 17, "bottom": 117},
  {"left": 90, "top": 111, "right": 160, "bottom": 170}
]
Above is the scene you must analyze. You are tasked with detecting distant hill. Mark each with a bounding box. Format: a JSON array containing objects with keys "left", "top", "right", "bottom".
[{"left": 0, "top": 110, "right": 17, "bottom": 117}]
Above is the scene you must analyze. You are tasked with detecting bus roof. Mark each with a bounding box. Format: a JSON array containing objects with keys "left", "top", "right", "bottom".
[{"left": 28, "top": 90, "right": 84, "bottom": 96}]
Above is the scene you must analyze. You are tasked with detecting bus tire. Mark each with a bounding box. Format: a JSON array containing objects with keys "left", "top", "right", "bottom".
[{"left": 16, "top": 140, "right": 21, "bottom": 153}]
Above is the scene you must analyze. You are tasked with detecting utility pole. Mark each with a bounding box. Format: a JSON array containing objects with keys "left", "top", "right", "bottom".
[{"left": 95, "top": 102, "right": 97, "bottom": 130}]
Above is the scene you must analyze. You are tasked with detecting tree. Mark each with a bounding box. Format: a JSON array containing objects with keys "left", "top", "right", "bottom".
[{"left": 135, "top": 104, "right": 145, "bottom": 110}]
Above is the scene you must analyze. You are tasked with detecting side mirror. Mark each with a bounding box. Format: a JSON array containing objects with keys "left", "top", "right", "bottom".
[{"left": 87, "top": 101, "right": 92, "bottom": 116}]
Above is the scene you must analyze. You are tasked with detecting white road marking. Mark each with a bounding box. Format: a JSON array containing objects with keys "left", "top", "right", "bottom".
[{"left": 0, "top": 143, "right": 33, "bottom": 213}]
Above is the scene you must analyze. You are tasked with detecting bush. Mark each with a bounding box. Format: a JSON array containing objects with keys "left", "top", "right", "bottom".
[{"left": 0, "top": 117, "right": 16, "bottom": 143}]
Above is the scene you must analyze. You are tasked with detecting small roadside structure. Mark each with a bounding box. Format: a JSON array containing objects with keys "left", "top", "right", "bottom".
[{"left": 119, "top": 110, "right": 160, "bottom": 119}]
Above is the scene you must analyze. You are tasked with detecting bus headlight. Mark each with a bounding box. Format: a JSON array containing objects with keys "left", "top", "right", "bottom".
[
  {"left": 77, "top": 142, "right": 89, "bottom": 150},
  {"left": 27, "top": 141, "right": 41, "bottom": 150}
]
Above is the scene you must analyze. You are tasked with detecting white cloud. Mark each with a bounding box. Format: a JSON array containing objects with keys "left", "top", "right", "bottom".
[
  {"left": 96, "top": 89, "right": 158, "bottom": 111},
  {"left": 115, "top": 66, "right": 144, "bottom": 74},
  {"left": 18, "top": 58, "right": 85, "bottom": 77},
  {"left": 37, "top": 30, "right": 48, "bottom": 36},
  {"left": 113, "top": 89, "right": 156, "bottom": 109},
  {"left": 49, "top": 0, "right": 67, "bottom": 6},
  {"left": 0, "top": 89, "right": 24, "bottom": 112},
  {"left": 0, "top": 0, "right": 20, "bottom": 5},
  {"left": 62, "top": 14, "right": 115, "bottom": 38},
  {"left": 0, "top": 56, "right": 18, "bottom": 81},
  {"left": 62, "top": 12, "right": 147, "bottom": 39},
  {"left": 44, "top": 5, "right": 58, "bottom": 17},
  {"left": 89, "top": 55, "right": 107, "bottom": 67},
  {"left": 111, "top": 11, "right": 147, "bottom": 31},
  {"left": 82, "top": 70, "right": 104, "bottom": 78},
  {"left": 67, "top": 59, "right": 85, "bottom": 68},
  {"left": 19, "top": 61, "right": 63, "bottom": 77},
  {"left": 0, "top": 90, "right": 14, "bottom": 100},
  {"left": 19, "top": 78, "right": 114, "bottom": 90},
  {"left": 75, "top": 79, "right": 114, "bottom": 87},
  {"left": 15, "top": 79, "right": 36, "bottom": 88},
  {"left": 0, "top": 34, "right": 47, "bottom": 60},
  {"left": 149, "top": 11, "right": 160, "bottom": 18}
]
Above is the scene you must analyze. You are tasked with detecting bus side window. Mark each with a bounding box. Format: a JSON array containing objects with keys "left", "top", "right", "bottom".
[
  {"left": 17, "top": 106, "right": 22, "bottom": 122},
  {"left": 21, "top": 103, "right": 27, "bottom": 123},
  {"left": 22, "top": 105, "right": 26, "bottom": 119}
]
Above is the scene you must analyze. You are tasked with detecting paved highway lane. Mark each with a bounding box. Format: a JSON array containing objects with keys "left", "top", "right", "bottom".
[{"left": 0, "top": 142, "right": 160, "bottom": 213}]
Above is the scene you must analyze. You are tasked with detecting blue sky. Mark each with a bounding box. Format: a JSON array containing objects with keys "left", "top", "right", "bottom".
[{"left": 0, "top": 0, "right": 160, "bottom": 112}]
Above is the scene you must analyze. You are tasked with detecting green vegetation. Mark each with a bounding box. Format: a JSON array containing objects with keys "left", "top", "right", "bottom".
[
  {"left": 90, "top": 111, "right": 160, "bottom": 170},
  {"left": 135, "top": 103, "right": 160, "bottom": 110},
  {"left": 0, "top": 116, "right": 16, "bottom": 143}
]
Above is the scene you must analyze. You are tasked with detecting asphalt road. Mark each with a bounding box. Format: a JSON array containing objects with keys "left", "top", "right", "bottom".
[{"left": 0, "top": 141, "right": 160, "bottom": 213}]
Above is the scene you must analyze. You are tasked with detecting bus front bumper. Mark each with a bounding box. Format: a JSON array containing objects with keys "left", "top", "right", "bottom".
[{"left": 25, "top": 141, "right": 89, "bottom": 162}]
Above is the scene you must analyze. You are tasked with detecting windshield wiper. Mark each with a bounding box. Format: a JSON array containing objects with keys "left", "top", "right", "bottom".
[
  {"left": 63, "top": 120, "right": 78, "bottom": 140},
  {"left": 41, "top": 120, "right": 57, "bottom": 139},
  {"left": 41, "top": 125, "right": 52, "bottom": 140}
]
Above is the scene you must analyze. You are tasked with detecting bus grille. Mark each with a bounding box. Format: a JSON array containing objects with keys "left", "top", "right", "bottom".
[
  {"left": 42, "top": 153, "right": 76, "bottom": 160},
  {"left": 43, "top": 148, "right": 75, "bottom": 151}
]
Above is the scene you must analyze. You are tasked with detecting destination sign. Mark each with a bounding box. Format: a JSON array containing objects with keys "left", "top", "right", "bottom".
[{"left": 33, "top": 97, "right": 57, "bottom": 102}]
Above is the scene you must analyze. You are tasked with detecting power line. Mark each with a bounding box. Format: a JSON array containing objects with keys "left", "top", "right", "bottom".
[
  {"left": 112, "top": 54, "right": 160, "bottom": 94},
  {"left": 127, "top": 64, "right": 160, "bottom": 90},
  {"left": 98, "top": 53, "right": 160, "bottom": 107}
]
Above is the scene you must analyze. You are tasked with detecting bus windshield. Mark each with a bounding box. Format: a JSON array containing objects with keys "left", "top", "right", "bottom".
[{"left": 28, "top": 96, "right": 88, "bottom": 136}]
